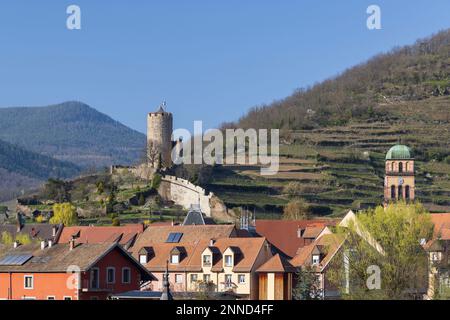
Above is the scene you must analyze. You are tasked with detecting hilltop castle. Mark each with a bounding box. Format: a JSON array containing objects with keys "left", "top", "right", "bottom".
[{"left": 147, "top": 102, "right": 181, "bottom": 169}]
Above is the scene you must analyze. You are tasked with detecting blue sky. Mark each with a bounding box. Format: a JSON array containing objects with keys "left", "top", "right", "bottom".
[{"left": 0, "top": 1, "right": 449, "bottom": 133}]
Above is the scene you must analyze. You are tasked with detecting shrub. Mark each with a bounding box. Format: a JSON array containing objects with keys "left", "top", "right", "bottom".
[
  {"left": 112, "top": 217, "right": 121, "bottom": 226},
  {"left": 1, "top": 231, "right": 14, "bottom": 245},
  {"left": 283, "top": 198, "right": 311, "bottom": 220},
  {"left": 15, "top": 233, "right": 32, "bottom": 245}
]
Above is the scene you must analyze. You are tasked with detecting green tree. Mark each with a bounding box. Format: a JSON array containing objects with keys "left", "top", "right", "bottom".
[
  {"left": 293, "top": 266, "right": 323, "bottom": 300},
  {"left": 138, "top": 193, "right": 146, "bottom": 206},
  {"left": 283, "top": 199, "right": 311, "bottom": 220},
  {"left": 15, "top": 233, "right": 32, "bottom": 245},
  {"left": 50, "top": 203, "right": 78, "bottom": 226},
  {"left": 1, "top": 231, "right": 14, "bottom": 245},
  {"left": 328, "top": 202, "right": 433, "bottom": 300},
  {"left": 151, "top": 173, "right": 162, "bottom": 190}
]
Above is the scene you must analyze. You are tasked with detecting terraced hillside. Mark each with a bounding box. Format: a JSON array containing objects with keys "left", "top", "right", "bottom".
[{"left": 205, "top": 96, "right": 450, "bottom": 218}]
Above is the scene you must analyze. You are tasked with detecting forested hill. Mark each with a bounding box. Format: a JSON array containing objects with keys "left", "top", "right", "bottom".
[
  {"left": 0, "top": 101, "right": 146, "bottom": 168},
  {"left": 0, "top": 139, "right": 81, "bottom": 201},
  {"left": 229, "top": 29, "right": 450, "bottom": 130}
]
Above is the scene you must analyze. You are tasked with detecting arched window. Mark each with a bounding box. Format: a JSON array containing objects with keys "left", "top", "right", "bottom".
[
  {"left": 398, "top": 185, "right": 403, "bottom": 199},
  {"left": 391, "top": 162, "right": 395, "bottom": 172},
  {"left": 405, "top": 186, "right": 410, "bottom": 200},
  {"left": 405, "top": 162, "right": 409, "bottom": 172},
  {"left": 398, "top": 162, "right": 403, "bottom": 173},
  {"left": 391, "top": 185, "right": 396, "bottom": 199}
]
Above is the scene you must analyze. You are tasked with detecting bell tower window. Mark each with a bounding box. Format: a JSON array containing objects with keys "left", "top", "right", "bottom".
[
  {"left": 405, "top": 186, "right": 410, "bottom": 200},
  {"left": 398, "top": 162, "right": 403, "bottom": 173}
]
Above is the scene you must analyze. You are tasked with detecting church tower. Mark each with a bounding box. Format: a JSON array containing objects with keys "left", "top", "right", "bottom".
[
  {"left": 384, "top": 144, "right": 415, "bottom": 202},
  {"left": 147, "top": 102, "right": 173, "bottom": 169}
]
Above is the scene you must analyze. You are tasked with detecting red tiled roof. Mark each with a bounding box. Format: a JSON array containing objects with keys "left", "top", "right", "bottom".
[
  {"left": 256, "top": 254, "right": 296, "bottom": 273},
  {"left": 290, "top": 233, "right": 345, "bottom": 272},
  {"left": 133, "top": 237, "right": 269, "bottom": 273},
  {"left": 430, "top": 213, "right": 450, "bottom": 240},
  {"left": 255, "top": 219, "right": 339, "bottom": 258},
  {"left": 58, "top": 224, "right": 145, "bottom": 247},
  {"left": 132, "top": 225, "right": 236, "bottom": 248}
]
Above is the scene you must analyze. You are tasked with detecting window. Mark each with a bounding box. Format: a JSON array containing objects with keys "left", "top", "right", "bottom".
[
  {"left": 405, "top": 185, "right": 410, "bottom": 200},
  {"left": 203, "top": 255, "right": 212, "bottom": 267},
  {"left": 203, "top": 274, "right": 211, "bottom": 282},
  {"left": 64, "top": 296, "right": 72, "bottom": 300},
  {"left": 47, "top": 296, "right": 55, "bottom": 300},
  {"left": 171, "top": 254, "right": 180, "bottom": 264},
  {"left": 91, "top": 268, "right": 99, "bottom": 289},
  {"left": 399, "top": 162, "right": 403, "bottom": 173},
  {"left": 224, "top": 255, "right": 233, "bottom": 267},
  {"left": 24, "top": 275, "right": 33, "bottom": 289},
  {"left": 122, "top": 268, "right": 131, "bottom": 284},
  {"left": 398, "top": 185, "right": 403, "bottom": 199},
  {"left": 391, "top": 185, "right": 396, "bottom": 199},
  {"left": 406, "top": 162, "right": 409, "bottom": 172},
  {"left": 175, "top": 274, "right": 183, "bottom": 284},
  {"left": 166, "top": 232, "right": 183, "bottom": 243},
  {"left": 106, "top": 267, "right": 115, "bottom": 284},
  {"left": 238, "top": 274, "right": 245, "bottom": 284},
  {"left": 391, "top": 162, "right": 395, "bottom": 172},
  {"left": 139, "top": 254, "right": 148, "bottom": 264},
  {"left": 312, "top": 254, "right": 320, "bottom": 265},
  {"left": 190, "top": 274, "right": 198, "bottom": 283},
  {"left": 224, "top": 274, "right": 232, "bottom": 288}
]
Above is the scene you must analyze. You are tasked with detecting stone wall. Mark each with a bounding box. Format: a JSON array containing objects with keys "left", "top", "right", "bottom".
[{"left": 159, "top": 175, "right": 213, "bottom": 216}]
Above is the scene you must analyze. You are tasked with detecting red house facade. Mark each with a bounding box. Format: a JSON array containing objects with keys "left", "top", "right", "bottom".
[{"left": 0, "top": 241, "right": 154, "bottom": 300}]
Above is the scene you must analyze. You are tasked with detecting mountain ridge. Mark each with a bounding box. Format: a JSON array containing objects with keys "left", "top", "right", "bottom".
[{"left": 0, "top": 101, "right": 146, "bottom": 168}]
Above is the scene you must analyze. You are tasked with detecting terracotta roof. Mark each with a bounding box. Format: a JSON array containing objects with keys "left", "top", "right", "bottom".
[
  {"left": 256, "top": 254, "right": 296, "bottom": 273},
  {"left": 255, "top": 219, "right": 339, "bottom": 258},
  {"left": 58, "top": 224, "right": 144, "bottom": 248},
  {"left": 0, "top": 224, "right": 62, "bottom": 242},
  {"left": 133, "top": 237, "right": 269, "bottom": 273},
  {"left": 290, "top": 233, "right": 345, "bottom": 272},
  {"left": 0, "top": 242, "right": 154, "bottom": 280},
  {"left": 302, "top": 226, "right": 324, "bottom": 239},
  {"left": 430, "top": 213, "right": 450, "bottom": 239},
  {"left": 131, "top": 224, "right": 237, "bottom": 249}
]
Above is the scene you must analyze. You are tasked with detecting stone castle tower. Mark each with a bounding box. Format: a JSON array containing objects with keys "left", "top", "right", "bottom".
[
  {"left": 384, "top": 144, "right": 415, "bottom": 203},
  {"left": 147, "top": 102, "right": 173, "bottom": 169}
]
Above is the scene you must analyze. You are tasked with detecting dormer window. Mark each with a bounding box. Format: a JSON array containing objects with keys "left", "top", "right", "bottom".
[
  {"left": 171, "top": 254, "right": 180, "bottom": 264},
  {"left": 203, "top": 255, "right": 212, "bottom": 267},
  {"left": 170, "top": 247, "right": 182, "bottom": 264},
  {"left": 138, "top": 247, "right": 152, "bottom": 265},
  {"left": 224, "top": 255, "right": 233, "bottom": 267},
  {"left": 139, "top": 254, "right": 148, "bottom": 264},
  {"left": 312, "top": 254, "right": 320, "bottom": 265}
]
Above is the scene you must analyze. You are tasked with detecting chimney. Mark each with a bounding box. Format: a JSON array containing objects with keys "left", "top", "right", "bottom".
[
  {"left": 171, "top": 219, "right": 174, "bottom": 227},
  {"left": 209, "top": 239, "right": 215, "bottom": 247},
  {"left": 16, "top": 212, "right": 23, "bottom": 232},
  {"left": 48, "top": 240, "right": 53, "bottom": 248},
  {"left": 13, "top": 241, "right": 19, "bottom": 248},
  {"left": 52, "top": 226, "right": 57, "bottom": 237},
  {"left": 40, "top": 240, "right": 46, "bottom": 250},
  {"left": 69, "top": 238, "right": 75, "bottom": 251},
  {"left": 297, "top": 227, "right": 303, "bottom": 238}
]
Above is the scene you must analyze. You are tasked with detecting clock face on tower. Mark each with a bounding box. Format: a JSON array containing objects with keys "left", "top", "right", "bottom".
[{"left": 398, "top": 177, "right": 404, "bottom": 186}]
